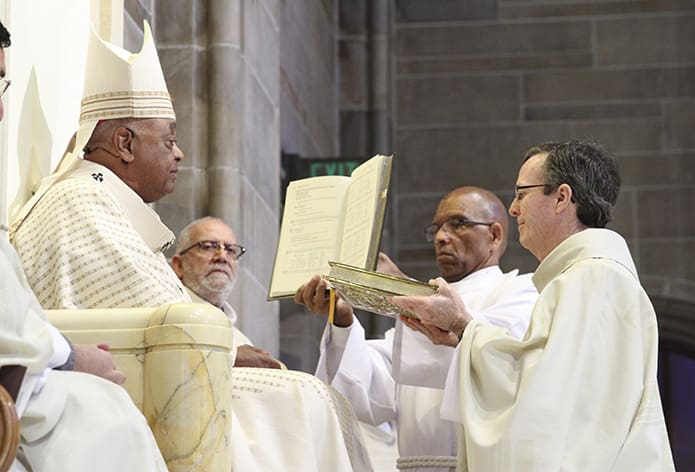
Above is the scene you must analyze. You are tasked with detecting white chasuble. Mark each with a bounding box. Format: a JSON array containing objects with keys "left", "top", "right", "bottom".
[
  {"left": 12, "top": 160, "right": 189, "bottom": 309},
  {"left": 442, "top": 229, "right": 674, "bottom": 472},
  {"left": 0, "top": 233, "right": 58, "bottom": 419}
]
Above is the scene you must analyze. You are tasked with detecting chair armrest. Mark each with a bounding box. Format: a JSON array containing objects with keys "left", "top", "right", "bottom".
[{"left": 46, "top": 303, "right": 235, "bottom": 472}]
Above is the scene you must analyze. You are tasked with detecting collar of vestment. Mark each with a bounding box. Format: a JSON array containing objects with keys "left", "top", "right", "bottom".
[
  {"left": 448, "top": 265, "right": 506, "bottom": 294},
  {"left": 533, "top": 228, "right": 637, "bottom": 293},
  {"left": 67, "top": 160, "right": 175, "bottom": 253},
  {"left": 185, "top": 287, "right": 238, "bottom": 326}
]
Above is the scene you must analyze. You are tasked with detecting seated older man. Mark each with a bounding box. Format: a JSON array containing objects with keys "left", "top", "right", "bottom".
[{"left": 172, "top": 217, "right": 282, "bottom": 369}]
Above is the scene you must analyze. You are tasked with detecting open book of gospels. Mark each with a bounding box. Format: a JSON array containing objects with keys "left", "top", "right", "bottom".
[
  {"left": 324, "top": 261, "right": 438, "bottom": 319},
  {"left": 267, "top": 154, "right": 393, "bottom": 299}
]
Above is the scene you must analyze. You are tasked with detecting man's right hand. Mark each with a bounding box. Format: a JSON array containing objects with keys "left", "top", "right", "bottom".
[
  {"left": 376, "top": 252, "right": 408, "bottom": 278},
  {"left": 400, "top": 316, "right": 460, "bottom": 347},
  {"left": 294, "top": 275, "right": 355, "bottom": 327},
  {"left": 73, "top": 344, "right": 126, "bottom": 385}
]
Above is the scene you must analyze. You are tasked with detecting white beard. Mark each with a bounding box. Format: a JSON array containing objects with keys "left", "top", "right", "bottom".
[{"left": 187, "top": 267, "right": 237, "bottom": 307}]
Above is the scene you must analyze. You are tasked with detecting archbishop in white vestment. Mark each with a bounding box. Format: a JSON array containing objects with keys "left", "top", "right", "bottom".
[
  {"left": 0, "top": 232, "right": 166, "bottom": 471},
  {"left": 318, "top": 266, "right": 537, "bottom": 471},
  {"left": 440, "top": 229, "right": 674, "bottom": 471},
  {"left": 13, "top": 160, "right": 187, "bottom": 309}
]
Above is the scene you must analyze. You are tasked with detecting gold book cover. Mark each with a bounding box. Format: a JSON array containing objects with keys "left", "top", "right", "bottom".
[{"left": 324, "top": 261, "right": 438, "bottom": 319}]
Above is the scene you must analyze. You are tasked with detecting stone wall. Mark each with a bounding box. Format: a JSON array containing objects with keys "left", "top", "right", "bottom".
[{"left": 392, "top": 0, "right": 695, "bottom": 306}]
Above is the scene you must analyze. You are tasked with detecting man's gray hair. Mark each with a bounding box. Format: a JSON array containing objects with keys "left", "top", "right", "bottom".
[{"left": 175, "top": 216, "right": 225, "bottom": 254}]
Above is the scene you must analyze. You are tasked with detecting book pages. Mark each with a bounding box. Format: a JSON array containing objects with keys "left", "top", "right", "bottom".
[
  {"left": 338, "top": 156, "right": 387, "bottom": 267},
  {"left": 268, "top": 154, "right": 393, "bottom": 300},
  {"left": 268, "top": 176, "right": 351, "bottom": 298}
]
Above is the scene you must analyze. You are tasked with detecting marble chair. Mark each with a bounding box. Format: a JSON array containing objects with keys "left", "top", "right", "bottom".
[{"left": 45, "top": 303, "right": 235, "bottom": 472}]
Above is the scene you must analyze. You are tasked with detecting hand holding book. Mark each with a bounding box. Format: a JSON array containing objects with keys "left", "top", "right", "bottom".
[
  {"left": 294, "top": 274, "right": 356, "bottom": 327},
  {"left": 399, "top": 315, "right": 461, "bottom": 348},
  {"left": 295, "top": 260, "right": 469, "bottom": 347},
  {"left": 390, "top": 277, "right": 472, "bottom": 338}
]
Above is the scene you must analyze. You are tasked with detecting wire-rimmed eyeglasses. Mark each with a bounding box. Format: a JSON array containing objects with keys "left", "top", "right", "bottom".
[
  {"left": 0, "top": 78, "right": 10, "bottom": 97},
  {"left": 424, "top": 218, "right": 493, "bottom": 242},
  {"left": 178, "top": 240, "right": 247, "bottom": 260}
]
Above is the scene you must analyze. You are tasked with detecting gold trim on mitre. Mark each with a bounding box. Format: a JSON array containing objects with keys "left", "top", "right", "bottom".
[
  {"left": 80, "top": 90, "right": 175, "bottom": 122},
  {"left": 11, "top": 20, "right": 175, "bottom": 233}
]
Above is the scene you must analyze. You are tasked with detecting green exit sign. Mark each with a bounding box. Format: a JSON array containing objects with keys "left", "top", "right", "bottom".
[
  {"left": 281, "top": 154, "right": 368, "bottom": 202},
  {"left": 308, "top": 159, "right": 361, "bottom": 177}
]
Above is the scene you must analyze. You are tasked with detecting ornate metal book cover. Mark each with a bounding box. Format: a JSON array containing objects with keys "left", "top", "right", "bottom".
[{"left": 324, "top": 261, "right": 438, "bottom": 319}]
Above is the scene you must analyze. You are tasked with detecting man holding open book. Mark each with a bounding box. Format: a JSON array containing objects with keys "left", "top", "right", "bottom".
[{"left": 295, "top": 186, "right": 537, "bottom": 471}]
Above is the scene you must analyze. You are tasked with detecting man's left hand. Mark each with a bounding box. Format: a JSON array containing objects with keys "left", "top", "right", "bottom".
[
  {"left": 234, "top": 345, "right": 283, "bottom": 369},
  {"left": 73, "top": 344, "right": 126, "bottom": 384}
]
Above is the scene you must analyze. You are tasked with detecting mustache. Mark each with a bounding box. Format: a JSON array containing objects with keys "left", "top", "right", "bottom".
[{"left": 207, "top": 263, "right": 234, "bottom": 277}]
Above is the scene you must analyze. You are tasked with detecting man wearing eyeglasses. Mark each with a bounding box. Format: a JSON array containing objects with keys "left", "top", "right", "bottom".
[
  {"left": 172, "top": 217, "right": 283, "bottom": 369},
  {"left": 391, "top": 141, "right": 674, "bottom": 471},
  {"left": 295, "top": 186, "right": 537, "bottom": 471}
]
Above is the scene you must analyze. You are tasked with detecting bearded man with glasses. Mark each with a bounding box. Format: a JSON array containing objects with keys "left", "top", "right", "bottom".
[
  {"left": 294, "top": 186, "right": 537, "bottom": 472},
  {"left": 172, "top": 217, "right": 283, "bottom": 369}
]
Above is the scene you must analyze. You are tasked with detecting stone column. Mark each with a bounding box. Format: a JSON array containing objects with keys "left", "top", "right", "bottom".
[
  {"left": 206, "top": 0, "right": 281, "bottom": 354},
  {"left": 152, "top": 0, "right": 281, "bottom": 356}
]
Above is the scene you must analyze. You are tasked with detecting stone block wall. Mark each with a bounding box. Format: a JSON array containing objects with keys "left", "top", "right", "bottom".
[{"left": 391, "top": 0, "right": 695, "bottom": 305}]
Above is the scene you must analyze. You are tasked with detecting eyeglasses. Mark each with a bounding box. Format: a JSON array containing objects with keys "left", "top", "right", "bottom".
[
  {"left": 514, "top": 184, "right": 546, "bottom": 200},
  {"left": 424, "top": 217, "right": 493, "bottom": 242},
  {"left": 178, "top": 240, "right": 247, "bottom": 260},
  {"left": 0, "top": 78, "right": 10, "bottom": 97}
]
